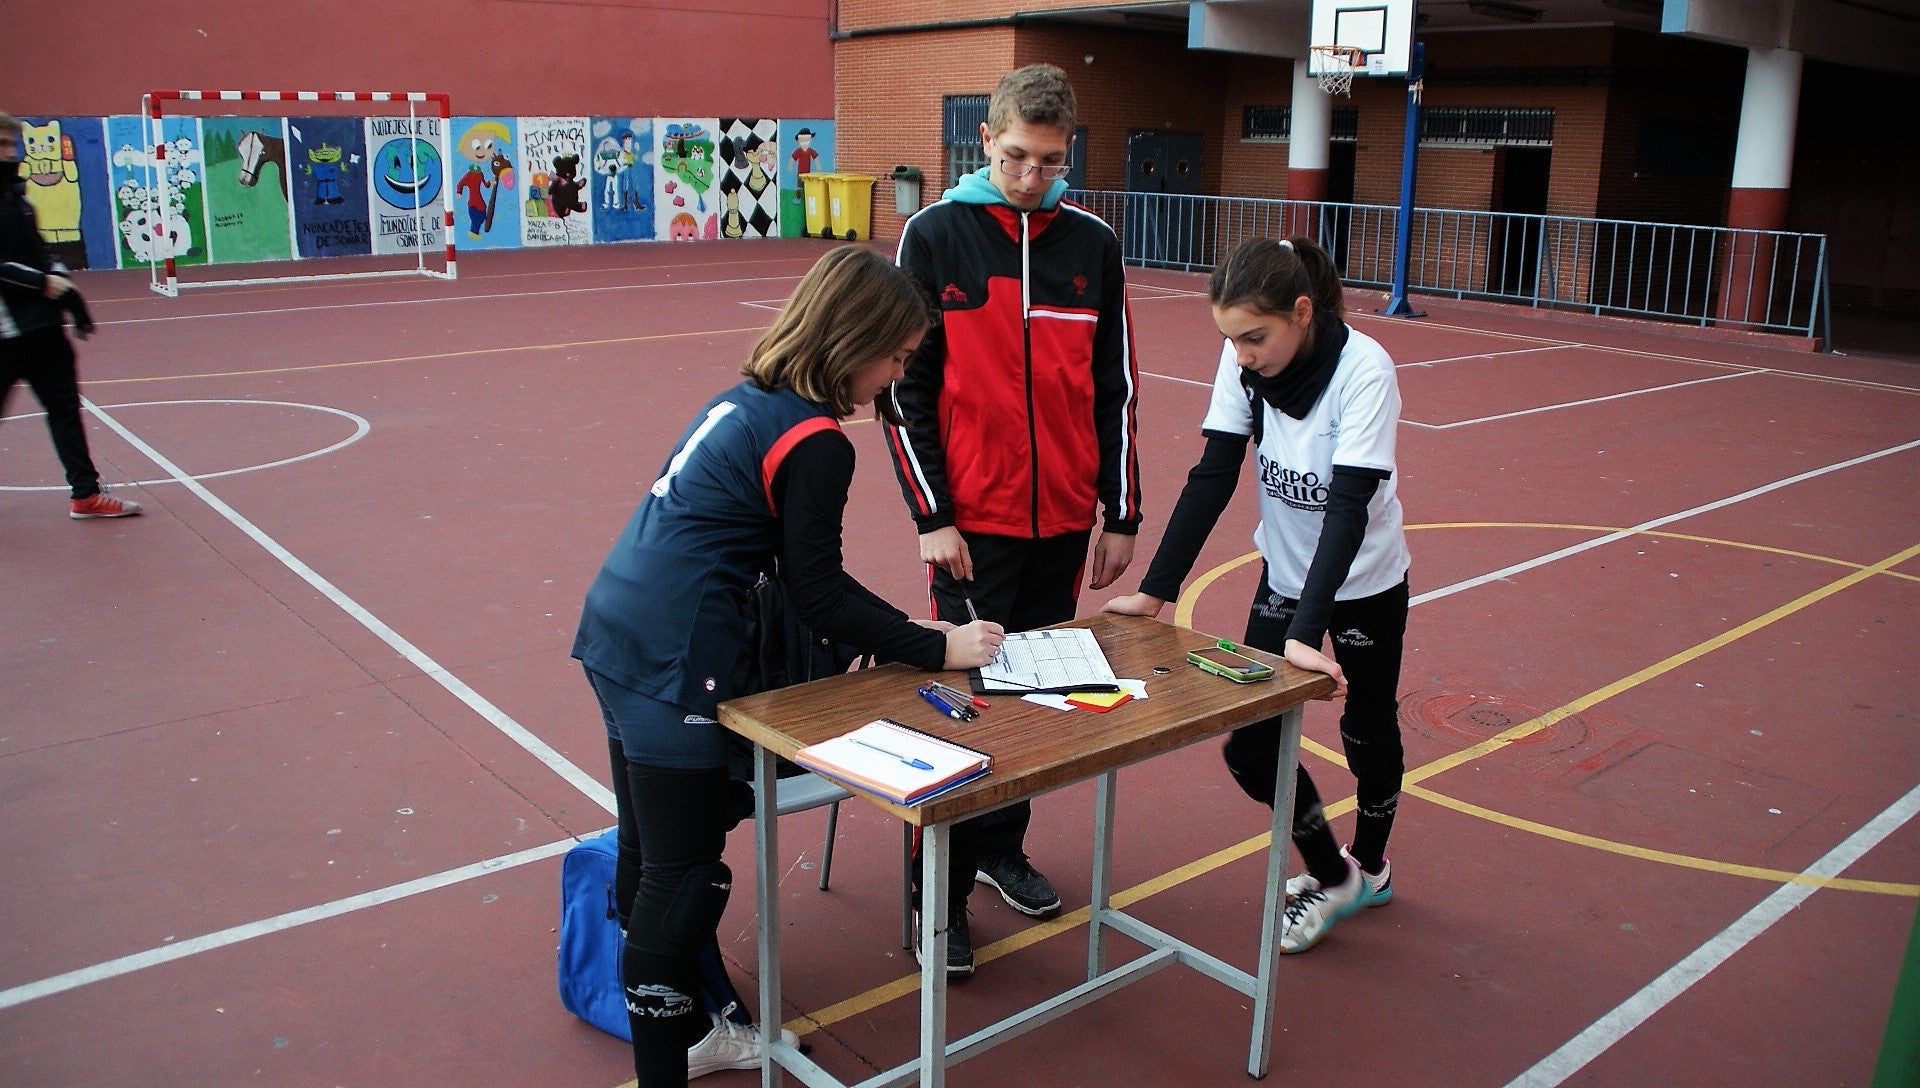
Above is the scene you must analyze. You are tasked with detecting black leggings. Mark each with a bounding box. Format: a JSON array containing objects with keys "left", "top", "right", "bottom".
[
  {"left": 1222, "top": 572, "right": 1408, "bottom": 885},
  {"left": 606, "top": 738, "right": 737, "bottom": 1088},
  {"left": 1, "top": 327, "right": 101, "bottom": 499}
]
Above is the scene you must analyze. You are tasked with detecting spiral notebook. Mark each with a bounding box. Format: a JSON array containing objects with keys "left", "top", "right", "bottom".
[
  {"left": 970, "top": 628, "right": 1122, "bottom": 694},
  {"left": 793, "top": 719, "right": 991, "bottom": 806}
]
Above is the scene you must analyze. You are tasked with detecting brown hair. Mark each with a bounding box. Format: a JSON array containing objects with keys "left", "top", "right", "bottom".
[
  {"left": 985, "top": 64, "right": 1077, "bottom": 137},
  {"left": 1208, "top": 235, "right": 1346, "bottom": 342},
  {"left": 741, "top": 245, "right": 929, "bottom": 423}
]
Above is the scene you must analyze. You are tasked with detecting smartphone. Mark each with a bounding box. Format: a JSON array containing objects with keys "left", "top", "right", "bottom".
[{"left": 1186, "top": 644, "right": 1276, "bottom": 683}]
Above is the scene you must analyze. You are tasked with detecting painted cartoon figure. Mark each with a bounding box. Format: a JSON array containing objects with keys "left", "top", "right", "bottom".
[
  {"left": 456, "top": 121, "right": 512, "bottom": 236},
  {"left": 594, "top": 136, "right": 622, "bottom": 210},
  {"left": 618, "top": 132, "right": 645, "bottom": 211},
  {"left": 547, "top": 154, "right": 586, "bottom": 219},
  {"left": 486, "top": 149, "right": 514, "bottom": 230},
  {"left": 21, "top": 120, "right": 82, "bottom": 243},
  {"left": 305, "top": 142, "right": 345, "bottom": 204},
  {"left": 668, "top": 211, "right": 698, "bottom": 241},
  {"left": 526, "top": 172, "right": 549, "bottom": 219},
  {"left": 744, "top": 134, "right": 775, "bottom": 201},
  {"left": 718, "top": 174, "right": 745, "bottom": 239},
  {"left": 789, "top": 128, "right": 819, "bottom": 182},
  {"left": 660, "top": 123, "right": 714, "bottom": 212}
]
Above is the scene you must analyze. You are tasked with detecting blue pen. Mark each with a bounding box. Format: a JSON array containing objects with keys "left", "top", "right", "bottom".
[
  {"left": 918, "top": 686, "right": 967, "bottom": 721},
  {"left": 853, "top": 738, "right": 934, "bottom": 770}
]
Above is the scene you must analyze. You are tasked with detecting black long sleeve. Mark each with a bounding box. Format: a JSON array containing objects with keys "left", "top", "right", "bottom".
[
  {"left": 774, "top": 429, "right": 946, "bottom": 670},
  {"left": 1284, "top": 466, "right": 1385, "bottom": 647},
  {"left": 1137, "top": 432, "right": 1249, "bottom": 602}
]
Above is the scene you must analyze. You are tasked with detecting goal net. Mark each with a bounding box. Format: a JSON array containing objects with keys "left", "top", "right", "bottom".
[{"left": 138, "top": 90, "right": 456, "bottom": 296}]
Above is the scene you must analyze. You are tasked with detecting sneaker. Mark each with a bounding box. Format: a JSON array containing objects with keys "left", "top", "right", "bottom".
[
  {"left": 1279, "top": 857, "right": 1368, "bottom": 955},
  {"left": 1287, "top": 845, "right": 1391, "bottom": 908},
  {"left": 912, "top": 904, "right": 975, "bottom": 978},
  {"left": 975, "top": 853, "right": 1061, "bottom": 917},
  {"left": 70, "top": 490, "right": 143, "bottom": 519},
  {"left": 686, "top": 1001, "right": 801, "bottom": 1079}
]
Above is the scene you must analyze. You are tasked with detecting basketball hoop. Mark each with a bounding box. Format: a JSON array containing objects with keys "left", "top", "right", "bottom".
[{"left": 1311, "top": 45, "right": 1365, "bottom": 97}]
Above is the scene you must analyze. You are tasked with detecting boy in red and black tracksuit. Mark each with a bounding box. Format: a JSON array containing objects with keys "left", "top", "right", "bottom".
[{"left": 885, "top": 64, "right": 1141, "bottom": 977}]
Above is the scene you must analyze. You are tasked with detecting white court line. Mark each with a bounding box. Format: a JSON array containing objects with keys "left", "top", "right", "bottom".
[
  {"left": 0, "top": 836, "right": 587, "bottom": 1011},
  {"left": 1412, "top": 370, "right": 1759, "bottom": 430},
  {"left": 75, "top": 396, "right": 618, "bottom": 812},
  {"left": 1400, "top": 343, "right": 1582, "bottom": 368},
  {"left": 97, "top": 272, "right": 804, "bottom": 327},
  {"left": 1411, "top": 437, "right": 1920, "bottom": 607},
  {"left": 1503, "top": 782, "right": 1920, "bottom": 1088}
]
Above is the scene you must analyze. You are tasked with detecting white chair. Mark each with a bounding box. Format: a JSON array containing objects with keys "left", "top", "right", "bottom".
[{"left": 760, "top": 770, "right": 917, "bottom": 947}]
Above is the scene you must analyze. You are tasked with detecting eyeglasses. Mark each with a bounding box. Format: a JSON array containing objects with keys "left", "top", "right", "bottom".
[{"left": 996, "top": 159, "right": 1073, "bottom": 181}]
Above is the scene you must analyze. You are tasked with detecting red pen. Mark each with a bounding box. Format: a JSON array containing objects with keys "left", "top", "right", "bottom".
[{"left": 933, "top": 681, "right": 989, "bottom": 710}]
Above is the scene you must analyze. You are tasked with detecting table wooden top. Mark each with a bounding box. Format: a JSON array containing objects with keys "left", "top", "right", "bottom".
[{"left": 716, "top": 613, "right": 1335, "bottom": 826}]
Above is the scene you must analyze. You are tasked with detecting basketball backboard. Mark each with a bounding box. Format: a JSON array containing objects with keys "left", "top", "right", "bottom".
[{"left": 1307, "top": 0, "right": 1414, "bottom": 78}]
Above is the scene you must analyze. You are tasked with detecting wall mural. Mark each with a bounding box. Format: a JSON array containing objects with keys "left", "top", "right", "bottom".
[
  {"left": 451, "top": 116, "right": 520, "bottom": 251},
  {"left": 288, "top": 116, "right": 372, "bottom": 259},
  {"left": 366, "top": 115, "right": 447, "bottom": 256},
  {"left": 19, "top": 116, "right": 113, "bottom": 270},
  {"left": 655, "top": 117, "right": 720, "bottom": 242},
  {"left": 717, "top": 118, "right": 779, "bottom": 239},
  {"left": 202, "top": 116, "right": 294, "bottom": 264},
  {"left": 105, "top": 115, "right": 209, "bottom": 269},
  {"left": 591, "top": 116, "right": 654, "bottom": 242},
  {"left": 30, "top": 112, "right": 843, "bottom": 271},
  {"left": 519, "top": 115, "right": 593, "bottom": 247},
  {"left": 777, "top": 119, "right": 833, "bottom": 238}
]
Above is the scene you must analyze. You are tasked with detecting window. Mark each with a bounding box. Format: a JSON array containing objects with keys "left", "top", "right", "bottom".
[
  {"left": 1419, "top": 107, "right": 1554, "bottom": 147},
  {"left": 1240, "top": 105, "right": 1359, "bottom": 142}
]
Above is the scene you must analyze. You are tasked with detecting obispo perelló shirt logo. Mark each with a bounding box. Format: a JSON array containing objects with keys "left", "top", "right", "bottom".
[{"left": 1259, "top": 455, "right": 1329, "bottom": 511}]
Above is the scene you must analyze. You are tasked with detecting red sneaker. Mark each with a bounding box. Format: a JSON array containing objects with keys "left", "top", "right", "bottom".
[{"left": 70, "top": 491, "right": 143, "bottom": 519}]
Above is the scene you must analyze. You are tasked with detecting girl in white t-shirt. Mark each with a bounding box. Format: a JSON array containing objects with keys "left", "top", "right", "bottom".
[{"left": 1106, "top": 235, "right": 1410, "bottom": 954}]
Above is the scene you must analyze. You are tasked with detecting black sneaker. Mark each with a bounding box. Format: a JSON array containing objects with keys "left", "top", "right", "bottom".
[
  {"left": 975, "top": 853, "right": 1062, "bottom": 917},
  {"left": 912, "top": 904, "right": 975, "bottom": 978}
]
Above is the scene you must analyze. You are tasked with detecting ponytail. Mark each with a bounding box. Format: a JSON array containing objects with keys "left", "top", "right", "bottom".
[{"left": 1208, "top": 234, "right": 1345, "bottom": 327}]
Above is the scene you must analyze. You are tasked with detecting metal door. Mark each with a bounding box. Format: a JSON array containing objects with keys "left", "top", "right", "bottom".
[{"left": 1124, "top": 130, "right": 1206, "bottom": 268}]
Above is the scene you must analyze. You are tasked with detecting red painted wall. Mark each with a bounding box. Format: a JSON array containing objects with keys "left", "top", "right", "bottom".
[{"left": 0, "top": 0, "right": 834, "bottom": 118}]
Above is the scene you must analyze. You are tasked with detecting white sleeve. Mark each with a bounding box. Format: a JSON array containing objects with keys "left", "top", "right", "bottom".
[
  {"left": 1199, "top": 340, "right": 1253, "bottom": 436},
  {"left": 1332, "top": 350, "right": 1400, "bottom": 474}
]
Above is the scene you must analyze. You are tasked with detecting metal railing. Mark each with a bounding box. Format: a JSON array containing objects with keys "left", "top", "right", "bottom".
[{"left": 1066, "top": 190, "right": 1830, "bottom": 340}]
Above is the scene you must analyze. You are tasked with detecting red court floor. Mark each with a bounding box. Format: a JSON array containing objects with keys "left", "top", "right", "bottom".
[{"left": 2, "top": 239, "right": 1916, "bottom": 1088}]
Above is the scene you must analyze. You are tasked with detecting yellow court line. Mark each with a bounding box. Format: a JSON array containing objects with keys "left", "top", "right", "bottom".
[
  {"left": 89, "top": 325, "right": 773, "bottom": 385},
  {"left": 778, "top": 536, "right": 1920, "bottom": 1037}
]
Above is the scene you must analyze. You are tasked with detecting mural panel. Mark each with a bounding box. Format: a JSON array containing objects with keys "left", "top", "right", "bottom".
[
  {"left": 717, "top": 118, "right": 779, "bottom": 239},
  {"left": 201, "top": 116, "right": 294, "bottom": 264},
  {"left": 288, "top": 116, "right": 371, "bottom": 259},
  {"left": 450, "top": 116, "right": 521, "bottom": 251},
  {"left": 519, "top": 116, "right": 593, "bottom": 246},
  {"left": 365, "top": 115, "right": 447, "bottom": 256},
  {"left": 105, "top": 115, "right": 209, "bottom": 269},
  {"left": 778, "top": 119, "right": 834, "bottom": 238},
  {"left": 19, "top": 116, "right": 111, "bottom": 270},
  {"left": 655, "top": 118, "right": 720, "bottom": 242},
  {"left": 590, "top": 117, "right": 654, "bottom": 243}
]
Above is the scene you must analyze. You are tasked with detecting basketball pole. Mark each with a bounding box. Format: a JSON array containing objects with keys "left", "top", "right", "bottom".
[{"left": 1384, "top": 39, "right": 1426, "bottom": 318}]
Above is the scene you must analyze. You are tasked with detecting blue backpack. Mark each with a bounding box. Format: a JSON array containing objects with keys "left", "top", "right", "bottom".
[{"left": 557, "top": 829, "right": 631, "bottom": 1041}]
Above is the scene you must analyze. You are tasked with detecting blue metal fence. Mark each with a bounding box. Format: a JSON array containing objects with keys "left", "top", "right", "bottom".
[{"left": 1066, "top": 190, "right": 1830, "bottom": 341}]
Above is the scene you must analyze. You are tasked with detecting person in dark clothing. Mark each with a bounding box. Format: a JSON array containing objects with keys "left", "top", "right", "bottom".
[
  {"left": 573, "top": 245, "right": 1005, "bottom": 1087},
  {"left": 1106, "top": 235, "right": 1411, "bottom": 955},
  {"left": 885, "top": 63, "right": 1142, "bottom": 976},
  {"left": 0, "top": 112, "right": 140, "bottom": 520}
]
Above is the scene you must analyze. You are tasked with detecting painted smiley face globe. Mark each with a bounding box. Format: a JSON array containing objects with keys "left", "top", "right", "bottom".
[{"left": 373, "top": 138, "right": 443, "bottom": 209}]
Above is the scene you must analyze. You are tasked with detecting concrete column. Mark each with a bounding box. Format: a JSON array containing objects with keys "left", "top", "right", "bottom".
[
  {"left": 1719, "top": 46, "right": 1803, "bottom": 324},
  {"left": 1286, "top": 57, "right": 1333, "bottom": 237}
]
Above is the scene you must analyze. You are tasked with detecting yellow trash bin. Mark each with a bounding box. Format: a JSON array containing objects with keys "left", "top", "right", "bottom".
[
  {"left": 824, "top": 174, "right": 875, "bottom": 241},
  {"left": 800, "top": 173, "right": 832, "bottom": 238}
]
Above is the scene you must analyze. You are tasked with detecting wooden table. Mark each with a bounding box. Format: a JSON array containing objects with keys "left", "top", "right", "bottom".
[{"left": 717, "top": 612, "right": 1335, "bottom": 1087}]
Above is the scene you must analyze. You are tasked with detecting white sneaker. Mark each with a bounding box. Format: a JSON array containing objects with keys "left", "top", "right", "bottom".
[
  {"left": 687, "top": 1002, "right": 801, "bottom": 1079},
  {"left": 1286, "top": 845, "right": 1391, "bottom": 907},
  {"left": 1279, "top": 857, "right": 1368, "bottom": 954}
]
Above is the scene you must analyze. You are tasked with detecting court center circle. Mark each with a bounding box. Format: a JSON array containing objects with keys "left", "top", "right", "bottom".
[{"left": 0, "top": 399, "right": 371, "bottom": 491}]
